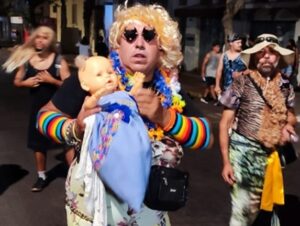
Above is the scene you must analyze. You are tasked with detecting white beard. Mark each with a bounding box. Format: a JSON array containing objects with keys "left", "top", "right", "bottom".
[{"left": 257, "top": 58, "right": 279, "bottom": 77}]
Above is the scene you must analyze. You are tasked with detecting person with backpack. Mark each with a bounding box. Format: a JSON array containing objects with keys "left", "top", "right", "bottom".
[{"left": 3, "top": 25, "right": 71, "bottom": 192}]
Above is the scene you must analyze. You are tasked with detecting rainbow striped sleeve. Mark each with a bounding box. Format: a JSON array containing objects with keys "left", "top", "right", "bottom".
[
  {"left": 36, "top": 111, "right": 68, "bottom": 143},
  {"left": 166, "top": 113, "right": 211, "bottom": 150}
]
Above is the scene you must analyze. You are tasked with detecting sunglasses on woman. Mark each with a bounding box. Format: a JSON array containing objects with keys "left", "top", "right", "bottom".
[
  {"left": 255, "top": 36, "right": 279, "bottom": 44},
  {"left": 123, "top": 27, "right": 156, "bottom": 43}
]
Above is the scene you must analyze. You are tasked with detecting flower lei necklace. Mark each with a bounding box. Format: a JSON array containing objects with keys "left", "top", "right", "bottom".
[{"left": 110, "top": 51, "right": 186, "bottom": 140}]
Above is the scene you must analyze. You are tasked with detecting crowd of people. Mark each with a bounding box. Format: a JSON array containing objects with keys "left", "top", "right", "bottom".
[
  {"left": 2, "top": 2, "right": 300, "bottom": 226},
  {"left": 200, "top": 33, "right": 300, "bottom": 106}
]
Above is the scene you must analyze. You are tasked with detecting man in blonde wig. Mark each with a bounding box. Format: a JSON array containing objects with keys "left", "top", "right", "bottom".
[
  {"left": 109, "top": 3, "right": 183, "bottom": 72},
  {"left": 37, "top": 3, "right": 213, "bottom": 226}
]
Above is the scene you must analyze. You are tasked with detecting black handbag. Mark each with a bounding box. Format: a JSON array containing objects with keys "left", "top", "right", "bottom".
[
  {"left": 277, "top": 142, "right": 298, "bottom": 166},
  {"left": 144, "top": 165, "right": 189, "bottom": 211}
]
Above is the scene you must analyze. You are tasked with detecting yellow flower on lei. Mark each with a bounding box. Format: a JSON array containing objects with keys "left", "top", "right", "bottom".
[
  {"left": 148, "top": 127, "right": 164, "bottom": 140},
  {"left": 171, "top": 95, "right": 186, "bottom": 113}
]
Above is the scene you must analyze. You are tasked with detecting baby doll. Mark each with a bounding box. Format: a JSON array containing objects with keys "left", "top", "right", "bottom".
[
  {"left": 76, "top": 55, "right": 145, "bottom": 109},
  {"left": 73, "top": 56, "right": 152, "bottom": 213}
]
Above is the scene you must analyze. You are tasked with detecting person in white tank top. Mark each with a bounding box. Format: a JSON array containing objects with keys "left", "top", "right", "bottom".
[
  {"left": 76, "top": 36, "right": 91, "bottom": 57},
  {"left": 200, "top": 41, "right": 221, "bottom": 104}
]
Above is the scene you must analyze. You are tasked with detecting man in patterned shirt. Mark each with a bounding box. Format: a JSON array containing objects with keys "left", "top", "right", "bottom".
[{"left": 219, "top": 34, "right": 297, "bottom": 226}]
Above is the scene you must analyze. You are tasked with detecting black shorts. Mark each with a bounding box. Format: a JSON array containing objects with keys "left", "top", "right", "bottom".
[{"left": 205, "top": 77, "right": 216, "bottom": 86}]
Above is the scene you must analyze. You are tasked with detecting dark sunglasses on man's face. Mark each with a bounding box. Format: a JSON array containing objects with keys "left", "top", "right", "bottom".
[
  {"left": 123, "top": 27, "right": 156, "bottom": 43},
  {"left": 255, "top": 36, "right": 279, "bottom": 44}
]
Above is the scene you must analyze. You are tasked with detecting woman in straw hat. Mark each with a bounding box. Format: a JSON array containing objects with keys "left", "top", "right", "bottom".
[{"left": 219, "top": 33, "right": 297, "bottom": 226}]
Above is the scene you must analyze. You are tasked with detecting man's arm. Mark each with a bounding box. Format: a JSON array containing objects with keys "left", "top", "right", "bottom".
[
  {"left": 280, "top": 83, "right": 298, "bottom": 144},
  {"left": 38, "top": 98, "right": 100, "bottom": 143},
  {"left": 40, "top": 100, "right": 62, "bottom": 113},
  {"left": 287, "top": 108, "right": 297, "bottom": 126},
  {"left": 37, "top": 74, "right": 96, "bottom": 144},
  {"left": 133, "top": 88, "right": 214, "bottom": 150},
  {"left": 219, "top": 108, "right": 236, "bottom": 185},
  {"left": 201, "top": 53, "right": 210, "bottom": 80},
  {"left": 59, "top": 58, "right": 71, "bottom": 80},
  {"left": 14, "top": 65, "right": 40, "bottom": 88},
  {"left": 215, "top": 53, "right": 224, "bottom": 95},
  {"left": 280, "top": 108, "right": 297, "bottom": 144}
]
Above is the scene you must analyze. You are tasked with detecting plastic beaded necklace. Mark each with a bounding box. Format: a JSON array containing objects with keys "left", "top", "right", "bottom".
[{"left": 110, "top": 51, "right": 185, "bottom": 140}]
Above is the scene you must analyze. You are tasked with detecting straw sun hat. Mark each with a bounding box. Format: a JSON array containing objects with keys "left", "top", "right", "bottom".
[{"left": 241, "top": 33, "right": 295, "bottom": 69}]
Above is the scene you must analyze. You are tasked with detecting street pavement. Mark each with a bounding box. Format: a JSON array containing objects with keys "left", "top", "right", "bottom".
[{"left": 0, "top": 49, "right": 300, "bottom": 226}]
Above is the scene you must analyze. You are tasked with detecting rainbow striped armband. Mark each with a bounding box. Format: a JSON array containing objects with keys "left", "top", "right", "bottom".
[
  {"left": 164, "top": 109, "right": 211, "bottom": 150},
  {"left": 37, "top": 111, "right": 69, "bottom": 143}
]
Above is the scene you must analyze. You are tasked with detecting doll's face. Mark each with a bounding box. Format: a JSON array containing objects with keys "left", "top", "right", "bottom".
[{"left": 79, "top": 57, "right": 118, "bottom": 95}]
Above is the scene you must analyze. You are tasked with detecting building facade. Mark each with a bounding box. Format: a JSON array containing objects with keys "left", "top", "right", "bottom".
[{"left": 174, "top": 0, "right": 300, "bottom": 72}]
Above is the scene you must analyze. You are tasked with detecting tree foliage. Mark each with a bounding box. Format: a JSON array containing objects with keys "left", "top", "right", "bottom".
[
  {"left": 27, "top": 0, "right": 57, "bottom": 26},
  {"left": 0, "top": 0, "right": 11, "bottom": 15}
]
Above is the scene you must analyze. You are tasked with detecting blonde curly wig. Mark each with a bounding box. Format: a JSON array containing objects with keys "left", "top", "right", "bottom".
[
  {"left": 3, "top": 26, "right": 57, "bottom": 73},
  {"left": 109, "top": 3, "right": 183, "bottom": 70}
]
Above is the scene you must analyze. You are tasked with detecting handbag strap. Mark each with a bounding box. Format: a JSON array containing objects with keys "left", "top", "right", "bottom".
[{"left": 247, "top": 75, "right": 273, "bottom": 109}]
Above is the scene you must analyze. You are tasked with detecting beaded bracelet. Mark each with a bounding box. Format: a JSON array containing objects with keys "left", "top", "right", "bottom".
[
  {"left": 64, "top": 119, "right": 82, "bottom": 146},
  {"left": 72, "top": 120, "right": 82, "bottom": 142}
]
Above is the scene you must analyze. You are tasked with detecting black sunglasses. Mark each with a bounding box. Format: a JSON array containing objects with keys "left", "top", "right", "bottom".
[
  {"left": 255, "top": 36, "right": 279, "bottom": 44},
  {"left": 123, "top": 27, "right": 156, "bottom": 43}
]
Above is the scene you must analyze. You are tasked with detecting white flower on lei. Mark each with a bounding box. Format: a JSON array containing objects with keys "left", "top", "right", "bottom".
[{"left": 169, "top": 70, "right": 181, "bottom": 94}]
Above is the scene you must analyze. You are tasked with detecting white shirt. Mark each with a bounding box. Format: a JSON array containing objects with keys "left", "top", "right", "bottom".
[{"left": 76, "top": 42, "right": 90, "bottom": 56}]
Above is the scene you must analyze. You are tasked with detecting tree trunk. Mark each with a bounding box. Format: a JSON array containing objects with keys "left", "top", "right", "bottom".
[
  {"left": 83, "top": 0, "right": 95, "bottom": 39},
  {"left": 222, "top": 0, "right": 244, "bottom": 47},
  {"left": 94, "top": 5, "right": 105, "bottom": 51},
  {"left": 27, "top": 0, "right": 51, "bottom": 27},
  {"left": 61, "top": 0, "right": 67, "bottom": 29}
]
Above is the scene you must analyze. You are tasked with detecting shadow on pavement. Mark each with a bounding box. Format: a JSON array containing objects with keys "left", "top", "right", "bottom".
[
  {"left": 46, "top": 161, "right": 69, "bottom": 184},
  {"left": 252, "top": 210, "right": 272, "bottom": 226},
  {"left": 278, "top": 194, "right": 300, "bottom": 226},
  {"left": 54, "top": 150, "right": 67, "bottom": 162},
  {"left": 252, "top": 194, "right": 300, "bottom": 226},
  {"left": 39, "top": 149, "right": 72, "bottom": 188},
  {"left": 0, "top": 164, "right": 29, "bottom": 195}
]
